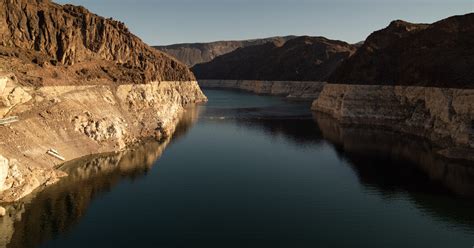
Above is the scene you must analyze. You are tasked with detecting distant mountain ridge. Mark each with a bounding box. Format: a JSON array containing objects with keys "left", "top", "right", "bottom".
[
  {"left": 192, "top": 36, "right": 357, "bottom": 81},
  {"left": 154, "top": 36, "right": 296, "bottom": 67}
]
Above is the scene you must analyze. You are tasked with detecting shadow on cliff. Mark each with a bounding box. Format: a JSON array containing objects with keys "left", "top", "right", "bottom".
[
  {"left": 0, "top": 106, "right": 200, "bottom": 248},
  {"left": 313, "top": 112, "right": 474, "bottom": 229}
]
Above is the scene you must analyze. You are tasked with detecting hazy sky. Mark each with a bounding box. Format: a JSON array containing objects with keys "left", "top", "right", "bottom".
[{"left": 55, "top": 0, "right": 473, "bottom": 45}]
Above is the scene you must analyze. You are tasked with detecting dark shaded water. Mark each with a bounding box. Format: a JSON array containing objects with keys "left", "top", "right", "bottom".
[{"left": 2, "top": 89, "right": 474, "bottom": 248}]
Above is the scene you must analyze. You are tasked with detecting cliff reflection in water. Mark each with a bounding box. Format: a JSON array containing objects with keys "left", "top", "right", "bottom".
[
  {"left": 225, "top": 108, "right": 474, "bottom": 231},
  {"left": 313, "top": 113, "right": 474, "bottom": 198},
  {"left": 1, "top": 106, "right": 200, "bottom": 248},
  {"left": 218, "top": 104, "right": 474, "bottom": 198},
  {"left": 312, "top": 113, "right": 474, "bottom": 228},
  {"left": 3, "top": 95, "right": 474, "bottom": 248}
]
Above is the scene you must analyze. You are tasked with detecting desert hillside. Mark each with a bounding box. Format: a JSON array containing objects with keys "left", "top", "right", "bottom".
[
  {"left": 192, "top": 36, "right": 357, "bottom": 81},
  {"left": 154, "top": 36, "right": 296, "bottom": 67},
  {"left": 329, "top": 13, "right": 474, "bottom": 88},
  {"left": 0, "top": 0, "right": 196, "bottom": 86}
]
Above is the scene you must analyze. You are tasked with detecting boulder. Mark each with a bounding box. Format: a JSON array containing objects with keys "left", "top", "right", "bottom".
[{"left": 0, "top": 155, "right": 8, "bottom": 191}]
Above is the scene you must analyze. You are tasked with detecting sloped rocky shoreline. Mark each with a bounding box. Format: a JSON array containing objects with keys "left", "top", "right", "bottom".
[{"left": 0, "top": 0, "right": 207, "bottom": 203}]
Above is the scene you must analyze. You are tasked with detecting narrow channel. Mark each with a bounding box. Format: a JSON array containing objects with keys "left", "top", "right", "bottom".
[{"left": 3, "top": 89, "right": 474, "bottom": 248}]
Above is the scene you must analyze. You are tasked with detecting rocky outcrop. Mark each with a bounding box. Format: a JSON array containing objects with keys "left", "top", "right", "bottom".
[
  {"left": 0, "top": 74, "right": 205, "bottom": 202},
  {"left": 192, "top": 36, "right": 356, "bottom": 81},
  {"left": 154, "top": 36, "right": 296, "bottom": 67},
  {"left": 312, "top": 14, "right": 474, "bottom": 158},
  {"left": 199, "top": 80, "right": 325, "bottom": 100},
  {"left": 0, "top": 73, "right": 32, "bottom": 117},
  {"left": 0, "top": 155, "right": 7, "bottom": 191},
  {"left": 312, "top": 84, "right": 474, "bottom": 158},
  {"left": 0, "top": 0, "right": 207, "bottom": 202},
  {"left": 0, "top": 106, "right": 199, "bottom": 248},
  {"left": 329, "top": 13, "right": 474, "bottom": 88},
  {"left": 0, "top": 0, "right": 194, "bottom": 85}
]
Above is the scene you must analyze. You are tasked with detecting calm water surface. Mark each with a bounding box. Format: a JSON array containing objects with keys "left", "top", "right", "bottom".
[{"left": 2, "top": 89, "right": 474, "bottom": 248}]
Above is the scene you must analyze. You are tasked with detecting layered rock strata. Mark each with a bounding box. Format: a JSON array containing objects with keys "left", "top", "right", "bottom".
[
  {"left": 0, "top": 73, "right": 205, "bottom": 202},
  {"left": 313, "top": 14, "right": 474, "bottom": 156},
  {"left": 0, "top": 106, "right": 199, "bottom": 247}
]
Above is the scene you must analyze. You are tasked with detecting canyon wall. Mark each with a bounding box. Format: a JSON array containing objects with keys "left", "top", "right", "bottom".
[
  {"left": 0, "top": 73, "right": 205, "bottom": 202},
  {"left": 0, "top": 106, "right": 199, "bottom": 247},
  {"left": 313, "top": 14, "right": 474, "bottom": 158},
  {"left": 0, "top": 0, "right": 207, "bottom": 203},
  {"left": 312, "top": 84, "right": 474, "bottom": 159},
  {"left": 0, "top": 0, "right": 194, "bottom": 84},
  {"left": 193, "top": 36, "right": 355, "bottom": 100},
  {"left": 199, "top": 80, "right": 325, "bottom": 100}
]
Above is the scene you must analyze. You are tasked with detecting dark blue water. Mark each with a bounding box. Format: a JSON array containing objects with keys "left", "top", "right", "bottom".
[{"left": 3, "top": 89, "right": 474, "bottom": 248}]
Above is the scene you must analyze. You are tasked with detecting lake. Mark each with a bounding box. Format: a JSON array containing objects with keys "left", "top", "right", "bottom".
[{"left": 3, "top": 89, "right": 474, "bottom": 248}]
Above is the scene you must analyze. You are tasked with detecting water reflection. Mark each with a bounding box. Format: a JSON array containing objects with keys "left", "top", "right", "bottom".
[
  {"left": 237, "top": 118, "right": 324, "bottom": 146},
  {"left": 313, "top": 112, "right": 474, "bottom": 198},
  {"left": 0, "top": 106, "right": 200, "bottom": 248},
  {"left": 228, "top": 108, "right": 474, "bottom": 233},
  {"left": 313, "top": 112, "right": 474, "bottom": 230},
  {"left": 2, "top": 89, "right": 474, "bottom": 248}
]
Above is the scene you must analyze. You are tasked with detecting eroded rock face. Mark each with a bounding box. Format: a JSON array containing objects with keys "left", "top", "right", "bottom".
[
  {"left": 0, "top": 0, "right": 207, "bottom": 203},
  {"left": 312, "top": 84, "right": 474, "bottom": 155},
  {"left": 72, "top": 115, "right": 127, "bottom": 149},
  {"left": 0, "top": 73, "right": 31, "bottom": 117},
  {"left": 313, "top": 14, "right": 474, "bottom": 159},
  {"left": 0, "top": 76, "right": 206, "bottom": 202},
  {"left": 0, "top": 0, "right": 195, "bottom": 85},
  {"left": 0, "top": 155, "right": 8, "bottom": 191}
]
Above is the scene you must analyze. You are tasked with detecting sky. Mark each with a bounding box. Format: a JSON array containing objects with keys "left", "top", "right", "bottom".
[{"left": 55, "top": 0, "right": 473, "bottom": 46}]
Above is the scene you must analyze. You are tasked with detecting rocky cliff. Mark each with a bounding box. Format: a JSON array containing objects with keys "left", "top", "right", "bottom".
[
  {"left": 154, "top": 36, "right": 296, "bottom": 67},
  {"left": 313, "top": 14, "right": 474, "bottom": 156},
  {"left": 0, "top": 0, "right": 206, "bottom": 202},
  {"left": 329, "top": 14, "right": 474, "bottom": 88},
  {"left": 192, "top": 36, "right": 356, "bottom": 81},
  {"left": 0, "top": 0, "right": 196, "bottom": 86},
  {"left": 313, "top": 84, "right": 474, "bottom": 157},
  {"left": 0, "top": 107, "right": 199, "bottom": 248}
]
